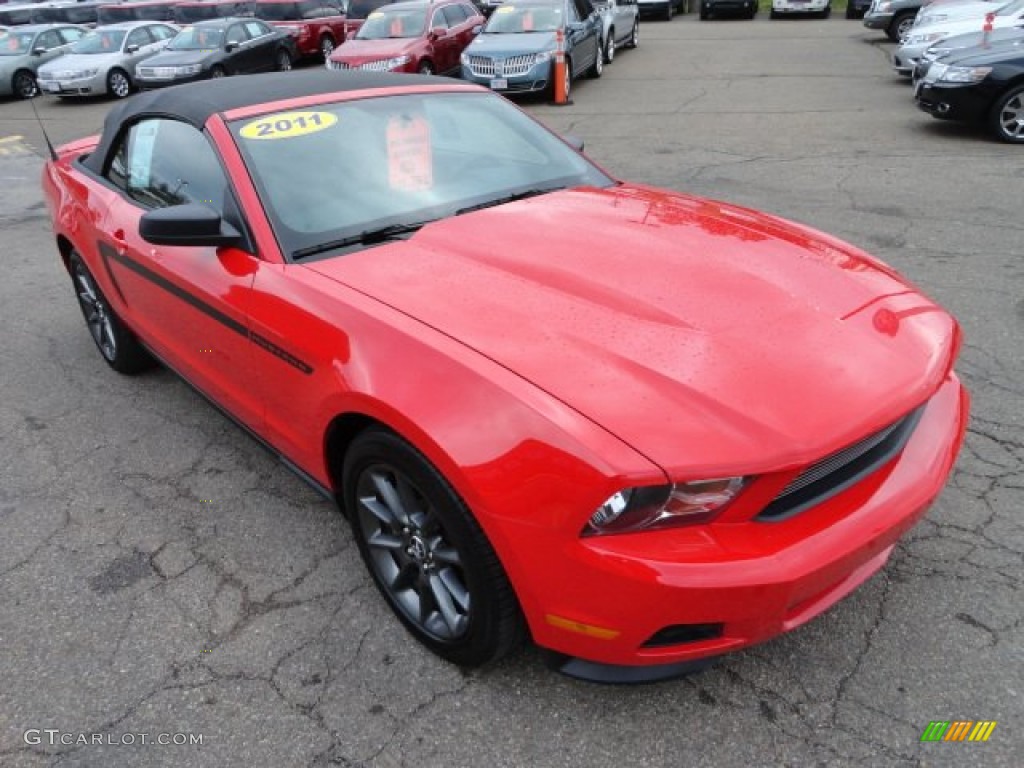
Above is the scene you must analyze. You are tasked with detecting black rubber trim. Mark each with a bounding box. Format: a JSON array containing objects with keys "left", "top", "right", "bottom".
[
  {"left": 99, "top": 241, "right": 313, "bottom": 375},
  {"left": 541, "top": 650, "right": 718, "bottom": 684}
]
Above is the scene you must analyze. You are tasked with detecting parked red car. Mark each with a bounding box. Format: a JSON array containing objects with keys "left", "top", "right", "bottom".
[
  {"left": 254, "top": 0, "right": 347, "bottom": 59},
  {"left": 327, "top": 0, "right": 482, "bottom": 74}
]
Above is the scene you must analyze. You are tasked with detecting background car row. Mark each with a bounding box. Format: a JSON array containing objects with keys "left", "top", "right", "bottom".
[
  {"left": 863, "top": 0, "right": 1024, "bottom": 142},
  {"left": 0, "top": 0, "right": 639, "bottom": 100}
]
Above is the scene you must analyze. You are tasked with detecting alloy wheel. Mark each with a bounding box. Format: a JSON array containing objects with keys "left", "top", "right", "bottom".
[
  {"left": 320, "top": 36, "right": 335, "bottom": 59},
  {"left": 995, "top": 90, "right": 1024, "bottom": 142},
  {"left": 73, "top": 261, "right": 117, "bottom": 362},
  {"left": 355, "top": 463, "right": 471, "bottom": 641},
  {"left": 108, "top": 70, "right": 130, "bottom": 99},
  {"left": 13, "top": 71, "right": 38, "bottom": 99}
]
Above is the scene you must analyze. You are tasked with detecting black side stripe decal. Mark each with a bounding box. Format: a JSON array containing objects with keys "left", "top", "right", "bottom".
[{"left": 99, "top": 242, "right": 313, "bottom": 375}]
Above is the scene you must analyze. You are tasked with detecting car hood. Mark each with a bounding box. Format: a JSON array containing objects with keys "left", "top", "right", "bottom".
[
  {"left": 141, "top": 49, "right": 216, "bottom": 67},
  {"left": 306, "top": 185, "right": 957, "bottom": 475},
  {"left": 911, "top": 14, "right": 1024, "bottom": 39},
  {"left": 929, "top": 25, "right": 1024, "bottom": 54},
  {"left": 917, "top": 0, "right": 1004, "bottom": 25},
  {"left": 468, "top": 31, "right": 558, "bottom": 55},
  {"left": 942, "top": 36, "right": 1024, "bottom": 64},
  {"left": 39, "top": 51, "right": 123, "bottom": 73},
  {"left": 333, "top": 38, "right": 419, "bottom": 61}
]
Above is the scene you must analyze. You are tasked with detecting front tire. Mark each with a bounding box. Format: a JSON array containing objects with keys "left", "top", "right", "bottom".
[
  {"left": 989, "top": 85, "right": 1024, "bottom": 144},
  {"left": 343, "top": 427, "right": 526, "bottom": 667},
  {"left": 664, "top": 2, "right": 674, "bottom": 20},
  {"left": 210, "top": 65, "right": 226, "bottom": 79},
  {"left": 69, "top": 252, "right": 151, "bottom": 374},
  {"left": 590, "top": 43, "right": 604, "bottom": 77},
  {"left": 107, "top": 68, "right": 132, "bottom": 99},
  {"left": 417, "top": 60, "right": 434, "bottom": 74},
  {"left": 12, "top": 69, "right": 38, "bottom": 99},
  {"left": 319, "top": 34, "right": 335, "bottom": 60},
  {"left": 625, "top": 20, "right": 639, "bottom": 48},
  {"left": 603, "top": 28, "right": 615, "bottom": 63},
  {"left": 888, "top": 12, "right": 914, "bottom": 42},
  {"left": 275, "top": 48, "right": 292, "bottom": 71}
]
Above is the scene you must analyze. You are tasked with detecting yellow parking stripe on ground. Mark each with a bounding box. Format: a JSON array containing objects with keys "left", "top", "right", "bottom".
[{"left": 0, "top": 135, "right": 32, "bottom": 157}]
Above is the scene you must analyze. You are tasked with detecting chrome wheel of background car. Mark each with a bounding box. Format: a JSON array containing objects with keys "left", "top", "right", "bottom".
[
  {"left": 13, "top": 70, "right": 38, "bottom": 99},
  {"left": 591, "top": 46, "right": 603, "bottom": 78},
  {"left": 991, "top": 86, "right": 1024, "bottom": 144},
  {"left": 276, "top": 49, "right": 292, "bottom": 71},
  {"left": 344, "top": 427, "right": 525, "bottom": 666},
  {"left": 68, "top": 252, "right": 151, "bottom": 374},
  {"left": 320, "top": 35, "right": 335, "bottom": 60},
  {"left": 418, "top": 61, "right": 434, "bottom": 74},
  {"left": 604, "top": 31, "right": 615, "bottom": 64},
  {"left": 107, "top": 69, "right": 131, "bottom": 99},
  {"left": 890, "top": 12, "right": 915, "bottom": 43},
  {"left": 210, "top": 66, "right": 226, "bottom": 79},
  {"left": 626, "top": 21, "right": 638, "bottom": 48}
]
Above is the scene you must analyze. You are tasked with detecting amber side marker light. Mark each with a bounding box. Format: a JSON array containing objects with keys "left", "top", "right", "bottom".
[{"left": 545, "top": 614, "right": 621, "bottom": 640}]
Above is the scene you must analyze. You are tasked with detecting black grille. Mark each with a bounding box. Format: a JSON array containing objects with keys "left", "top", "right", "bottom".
[{"left": 757, "top": 404, "right": 926, "bottom": 522}]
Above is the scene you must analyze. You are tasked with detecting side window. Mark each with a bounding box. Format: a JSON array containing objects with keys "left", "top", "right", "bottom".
[
  {"left": 227, "top": 24, "right": 249, "bottom": 44},
  {"left": 442, "top": 5, "right": 465, "bottom": 25},
  {"left": 59, "top": 27, "right": 85, "bottom": 45},
  {"left": 106, "top": 119, "right": 229, "bottom": 212},
  {"left": 244, "top": 20, "right": 268, "bottom": 37},
  {"left": 565, "top": 1, "right": 580, "bottom": 22},
  {"left": 300, "top": 0, "right": 321, "bottom": 18},
  {"left": 430, "top": 9, "right": 449, "bottom": 28},
  {"left": 125, "top": 28, "right": 153, "bottom": 49},
  {"left": 150, "top": 24, "right": 176, "bottom": 40},
  {"left": 36, "top": 30, "right": 61, "bottom": 51},
  {"left": 462, "top": 3, "right": 479, "bottom": 19}
]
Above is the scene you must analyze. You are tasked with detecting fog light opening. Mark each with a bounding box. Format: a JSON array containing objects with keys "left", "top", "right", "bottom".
[{"left": 642, "top": 623, "right": 724, "bottom": 648}]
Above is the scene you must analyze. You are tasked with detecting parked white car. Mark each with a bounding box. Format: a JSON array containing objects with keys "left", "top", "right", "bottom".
[
  {"left": 894, "top": 0, "right": 1024, "bottom": 75},
  {"left": 771, "top": 0, "right": 832, "bottom": 18},
  {"left": 594, "top": 0, "right": 638, "bottom": 63}
]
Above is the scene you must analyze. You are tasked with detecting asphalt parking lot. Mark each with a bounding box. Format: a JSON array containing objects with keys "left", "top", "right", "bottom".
[{"left": 1, "top": 14, "right": 1022, "bottom": 768}]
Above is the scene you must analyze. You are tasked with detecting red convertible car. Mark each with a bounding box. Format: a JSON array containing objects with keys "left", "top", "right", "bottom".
[{"left": 43, "top": 72, "right": 968, "bottom": 682}]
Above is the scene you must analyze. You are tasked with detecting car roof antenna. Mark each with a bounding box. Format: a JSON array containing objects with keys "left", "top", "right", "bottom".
[{"left": 27, "top": 93, "right": 58, "bottom": 162}]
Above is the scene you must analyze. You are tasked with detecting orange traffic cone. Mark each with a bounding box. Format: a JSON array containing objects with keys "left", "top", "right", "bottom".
[{"left": 553, "top": 28, "right": 572, "bottom": 106}]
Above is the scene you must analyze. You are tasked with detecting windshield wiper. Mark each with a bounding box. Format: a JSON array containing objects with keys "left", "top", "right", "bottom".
[
  {"left": 291, "top": 220, "right": 429, "bottom": 260},
  {"left": 455, "top": 186, "right": 563, "bottom": 216}
]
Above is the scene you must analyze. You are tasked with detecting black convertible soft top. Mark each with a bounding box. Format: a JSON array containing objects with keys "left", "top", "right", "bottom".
[{"left": 81, "top": 70, "right": 458, "bottom": 174}]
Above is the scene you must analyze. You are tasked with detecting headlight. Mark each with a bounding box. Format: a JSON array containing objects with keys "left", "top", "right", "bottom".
[
  {"left": 938, "top": 65, "right": 992, "bottom": 83},
  {"left": 175, "top": 64, "right": 202, "bottom": 76},
  {"left": 534, "top": 50, "right": 556, "bottom": 64},
  {"left": 460, "top": 52, "right": 469, "bottom": 65},
  {"left": 385, "top": 55, "right": 411, "bottom": 70},
  {"left": 584, "top": 478, "right": 749, "bottom": 535},
  {"left": 875, "top": 1, "right": 892, "bottom": 12},
  {"left": 907, "top": 32, "right": 945, "bottom": 45}
]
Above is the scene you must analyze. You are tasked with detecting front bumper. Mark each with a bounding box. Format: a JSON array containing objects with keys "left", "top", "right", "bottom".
[
  {"left": 135, "top": 71, "right": 210, "bottom": 89},
  {"left": 516, "top": 374, "right": 968, "bottom": 674},
  {"left": 915, "top": 79, "right": 996, "bottom": 122},
  {"left": 38, "top": 72, "right": 107, "bottom": 96},
  {"left": 706, "top": 0, "right": 758, "bottom": 12},
  {"left": 863, "top": 11, "right": 894, "bottom": 30},
  {"left": 460, "top": 60, "right": 553, "bottom": 94},
  {"left": 892, "top": 43, "right": 927, "bottom": 75},
  {"left": 773, "top": 0, "right": 829, "bottom": 13}
]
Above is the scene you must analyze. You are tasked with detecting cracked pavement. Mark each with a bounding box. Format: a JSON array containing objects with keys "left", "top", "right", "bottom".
[{"left": 1, "top": 17, "right": 1020, "bottom": 768}]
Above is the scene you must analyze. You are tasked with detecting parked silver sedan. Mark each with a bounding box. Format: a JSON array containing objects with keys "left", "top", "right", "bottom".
[
  {"left": 37, "top": 21, "right": 178, "bottom": 98},
  {"left": 0, "top": 24, "right": 87, "bottom": 99}
]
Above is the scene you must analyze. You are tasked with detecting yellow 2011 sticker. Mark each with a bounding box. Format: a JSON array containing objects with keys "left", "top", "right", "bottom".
[
  {"left": 495, "top": 5, "right": 514, "bottom": 11},
  {"left": 239, "top": 111, "right": 337, "bottom": 140}
]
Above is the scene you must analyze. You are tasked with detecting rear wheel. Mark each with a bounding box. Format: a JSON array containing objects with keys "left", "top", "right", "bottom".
[
  {"left": 107, "top": 68, "right": 131, "bottom": 99},
  {"left": 989, "top": 85, "right": 1024, "bottom": 143},
  {"left": 418, "top": 60, "right": 434, "bottom": 74},
  {"left": 69, "top": 251, "right": 151, "bottom": 374},
  {"left": 210, "top": 65, "right": 226, "bottom": 79},
  {"left": 603, "top": 28, "right": 615, "bottom": 63},
  {"left": 275, "top": 48, "right": 292, "bottom": 71},
  {"left": 590, "top": 43, "right": 604, "bottom": 77},
  {"left": 319, "top": 34, "right": 335, "bottom": 60},
  {"left": 664, "top": 2, "right": 674, "bottom": 19},
  {"left": 344, "top": 427, "right": 526, "bottom": 667},
  {"left": 12, "top": 70, "right": 38, "bottom": 99}
]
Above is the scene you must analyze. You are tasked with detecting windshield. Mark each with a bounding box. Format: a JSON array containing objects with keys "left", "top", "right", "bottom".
[
  {"left": 483, "top": 4, "right": 562, "bottom": 33},
  {"left": 32, "top": 7, "right": 98, "bottom": 24},
  {"left": 71, "top": 29, "right": 127, "bottom": 53},
  {"left": 255, "top": 2, "right": 302, "bottom": 20},
  {"left": 0, "top": 30, "right": 34, "bottom": 55},
  {"left": 230, "top": 92, "right": 613, "bottom": 260},
  {"left": 176, "top": 4, "right": 223, "bottom": 21},
  {"left": 348, "top": 0, "right": 387, "bottom": 19},
  {"left": 356, "top": 8, "right": 426, "bottom": 38},
  {"left": 168, "top": 26, "right": 225, "bottom": 49}
]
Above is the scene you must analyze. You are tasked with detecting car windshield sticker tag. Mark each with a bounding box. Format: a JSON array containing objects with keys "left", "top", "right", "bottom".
[
  {"left": 239, "top": 111, "right": 338, "bottom": 140},
  {"left": 129, "top": 120, "right": 159, "bottom": 190},
  {"left": 386, "top": 113, "right": 432, "bottom": 192}
]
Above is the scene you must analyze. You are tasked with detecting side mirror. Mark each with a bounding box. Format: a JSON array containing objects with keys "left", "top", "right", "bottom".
[
  {"left": 225, "top": 41, "right": 239, "bottom": 52},
  {"left": 562, "top": 133, "right": 584, "bottom": 152},
  {"left": 139, "top": 204, "right": 243, "bottom": 248},
  {"left": 430, "top": 26, "right": 446, "bottom": 39},
  {"left": 126, "top": 44, "right": 139, "bottom": 54},
  {"left": 32, "top": 46, "right": 47, "bottom": 56}
]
